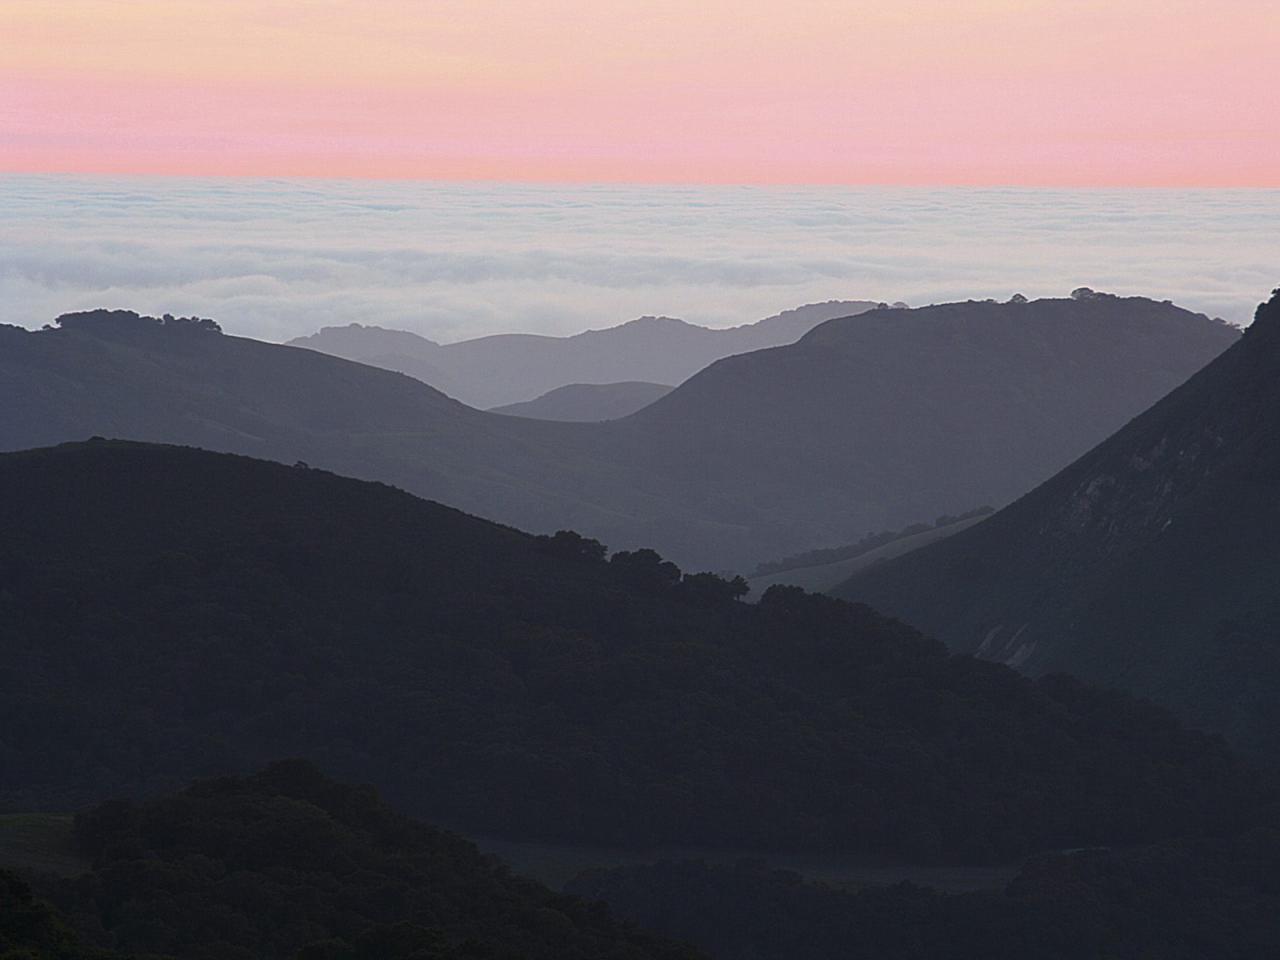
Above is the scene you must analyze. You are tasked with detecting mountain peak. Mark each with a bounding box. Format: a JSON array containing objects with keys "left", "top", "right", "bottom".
[
  {"left": 291, "top": 323, "right": 440, "bottom": 347},
  {"left": 610, "top": 315, "right": 697, "bottom": 331}
]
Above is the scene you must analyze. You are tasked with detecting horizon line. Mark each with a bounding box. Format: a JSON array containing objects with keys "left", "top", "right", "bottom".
[{"left": 4, "top": 167, "right": 1278, "bottom": 192}]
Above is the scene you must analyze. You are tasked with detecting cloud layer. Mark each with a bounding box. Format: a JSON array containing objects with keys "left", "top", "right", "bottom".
[{"left": 2, "top": 176, "right": 1275, "bottom": 342}]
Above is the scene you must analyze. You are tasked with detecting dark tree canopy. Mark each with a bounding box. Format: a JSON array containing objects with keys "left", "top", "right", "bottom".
[{"left": 53, "top": 309, "right": 221, "bottom": 334}]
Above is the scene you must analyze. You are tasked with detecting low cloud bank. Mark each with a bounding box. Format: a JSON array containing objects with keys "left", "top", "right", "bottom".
[{"left": 1, "top": 176, "right": 1273, "bottom": 340}]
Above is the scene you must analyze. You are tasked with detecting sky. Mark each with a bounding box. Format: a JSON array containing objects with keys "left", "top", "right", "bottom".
[{"left": 2, "top": 0, "right": 1277, "bottom": 186}]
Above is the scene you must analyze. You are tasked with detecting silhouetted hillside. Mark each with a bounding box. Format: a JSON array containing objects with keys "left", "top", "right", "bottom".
[
  {"left": 0, "top": 297, "right": 1237, "bottom": 570},
  {"left": 837, "top": 289, "right": 1280, "bottom": 758},
  {"left": 32, "top": 763, "right": 702, "bottom": 960},
  {"left": 491, "top": 381, "right": 673, "bottom": 421},
  {"left": 0, "top": 441, "right": 1264, "bottom": 864},
  {"left": 289, "top": 301, "right": 880, "bottom": 408}
]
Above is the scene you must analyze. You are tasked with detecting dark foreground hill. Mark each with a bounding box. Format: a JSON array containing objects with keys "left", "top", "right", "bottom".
[
  {"left": 567, "top": 834, "right": 1280, "bottom": 960},
  {"left": 16, "top": 762, "right": 702, "bottom": 960},
  {"left": 0, "top": 297, "right": 1237, "bottom": 570},
  {"left": 0, "top": 441, "right": 1266, "bottom": 864},
  {"left": 836, "top": 289, "right": 1280, "bottom": 758},
  {"left": 288, "top": 301, "right": 880, "bottom": 408},
  {"left": 490, "top": 381, "right": 673, "bottom": 420}
]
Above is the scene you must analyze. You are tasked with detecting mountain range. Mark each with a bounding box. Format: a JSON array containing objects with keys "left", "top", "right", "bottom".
[
  {"left": 587, "top": 293, "right": 1238, "bottom": 558},
  {"left": 836, "top": 289, "right": 1280, "bottom": 758},
  {"left": 0, "top": 296, "right": 1237, "bottom": 570},
  {"left": 288, "top": 300, "right": 885, "bottom": 408}
]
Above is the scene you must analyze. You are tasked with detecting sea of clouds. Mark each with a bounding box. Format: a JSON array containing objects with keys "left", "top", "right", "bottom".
[{"left": 1, "top": 175, "right": 1276, "bottom": 342}]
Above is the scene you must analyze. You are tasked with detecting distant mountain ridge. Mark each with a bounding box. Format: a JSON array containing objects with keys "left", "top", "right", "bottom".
[
  {"left": 288, "top": 300, "right": 884, "bottom": 407},
  {"left": 591, "top": 293, "right": 1239, "bottom": 557},
  {"left": 491, "top": 381, "right": 674, "bottom": 421},
  {"left": 836, "top": 288, "right": 1280, "bottom": 758},
  {"left": 0, "top": 295, "right": 1238, "bottom": 570}
]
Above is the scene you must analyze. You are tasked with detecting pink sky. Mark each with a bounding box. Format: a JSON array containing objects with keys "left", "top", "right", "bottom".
[{"left": 2, "top": 0, "right": 1276, "bottom": 185}]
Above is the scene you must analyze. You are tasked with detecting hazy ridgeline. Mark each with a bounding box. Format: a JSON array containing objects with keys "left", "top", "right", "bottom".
[
  {"left": 0, "top": 294, "right": 1235, "bottom": 570},
  {"left": 288, "top": 300, "right": 877, "bottom": 408}
]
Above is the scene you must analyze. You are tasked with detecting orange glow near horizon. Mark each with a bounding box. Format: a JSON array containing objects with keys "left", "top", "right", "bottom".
[{"left": 2, "top": 0, "right": 1277, "bottom": 186}]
